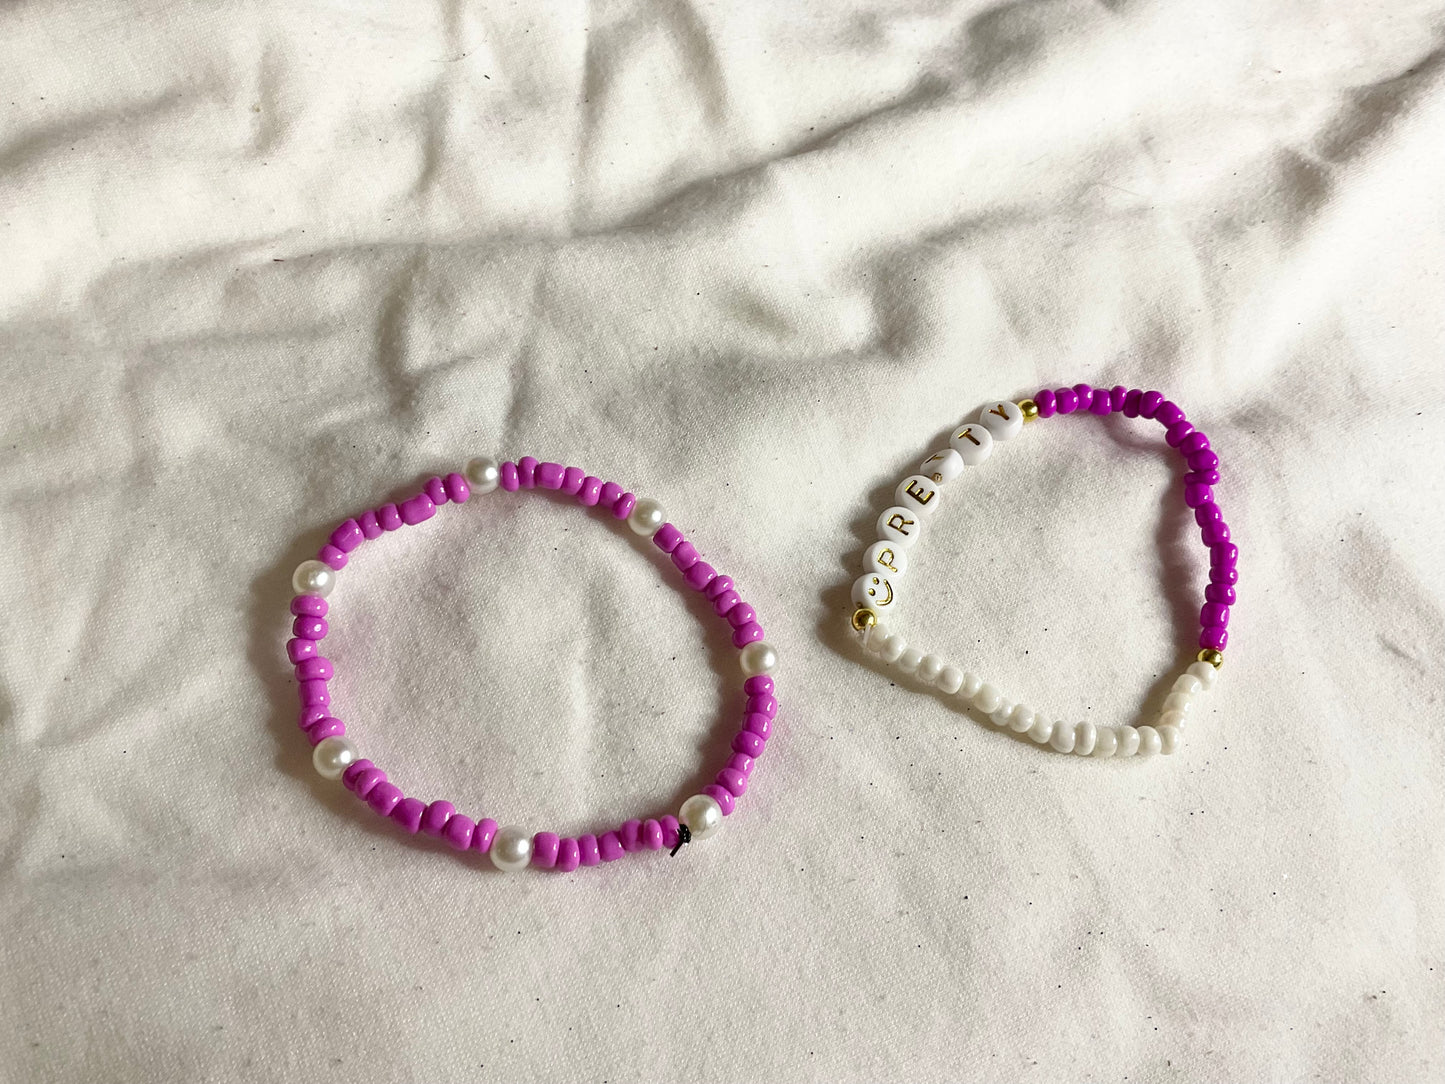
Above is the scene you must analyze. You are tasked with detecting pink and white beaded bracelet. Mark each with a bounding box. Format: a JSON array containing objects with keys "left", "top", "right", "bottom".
[
  {"left": 286, "top": 456, "right": 779, "bottom": 872},
  {"left": 849, "top": 383, "right": 1235, "bottom": 759}
]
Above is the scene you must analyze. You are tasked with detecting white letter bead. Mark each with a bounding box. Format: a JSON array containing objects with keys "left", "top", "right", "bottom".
[
  {"left": 1074, "top": 722, "right": 1097, "bottom": 756},
  {"left": 937, "top": 665, "right": 964, "bottom": 694},
  {"left": 1028, "top": 715, "right": 1054, "bottom": 743},
  {"left": 1171, "top": 674, "right": 1202, "bottom": 696},
  {"left": 1049, "top": 720, "right": 1076, "bottom": 753},
  {"left": 917, "top": 654, "right": 944, "bottom": 683},
  {"left": 1161, "top": 692, "right": 1194, "bottom": 714},
  {"left": 1158, "top": 725, "right": 1181, "bottom": 754},
  {"left": 1116, "top": 726, "right": 1141, "bottom": 757},
  {"left": 898, "top": 646, "right": 923, "bottom": 673},
  {"left": 877, "top": 507, "right": 923, "bottom": 548},
  {"left": 1186, "top": 661, "right": 1217, "bottom": 689},
  {"left": 977, "top": 400, "right": 1024, "bottom": 440},
  {"left": 973, "top": 683, "right": 1002, "bottom": 713},
  {"left": 1157, "top": 709, "right": 1187, "bottom": 729},
  {"left": 948, "top": 422, "right": 994, "bottom": 465},
  {"left": 852, "top": 573, "right": 901, "bottom": 615},
  {"left": 989, "top": 700, "right": 1014, "bottom": 728},
  {"left": 1008, "top": 704, "right": 1035, "bottom": 733},
  {"left": 863, "top": 540, "right": 908, "bottom": 578},
  {"left": 1092, "top": 726, "right": 1118, "bottom": 757},
  {"left": 1137, "top": 725, "right": 1163, "bottom": 756},
  {"left": 920, "top": 448, "right": 964, "bottom": 485},
  {"left": 895, "top": 475, "right": 942, "bottom": 516}
]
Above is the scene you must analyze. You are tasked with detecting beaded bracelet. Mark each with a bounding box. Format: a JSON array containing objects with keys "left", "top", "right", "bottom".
[
  {"left": 286, "top": 456, "right": 780, "bottom": 872},
  {"left": 849, "top": 383, "right": 1235, "bottom": 758}
]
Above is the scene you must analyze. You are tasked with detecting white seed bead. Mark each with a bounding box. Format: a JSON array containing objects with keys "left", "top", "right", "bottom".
[
  {"left": 627, "top": 497, "right": 666, "bottom": 536},
  {"left": 1161, "top": 692, "right": 1194, "bottom": 714},
  {"left": 864, "top": 622, "right": 889, "bottom": 654},
  {"left": 917, "top": 654, "right": 944, "bottom": 684},
  {"left": 920, "top": 448, "right": 964, "bottom": 485},
  {"left": 1049, "top": 720, "right": 1076, "bottom": 753},
  {"left": 1028, "top": 715, "right": 1054, "bottom": 743},
  {"left": 465, "top": 456, "right": 501, "bottom": 493},
  {"left": 973, "top": 683, "right": 1002, "bottom": 713},
  {"left": 1158, "top": 725, "right": 1181, "bottom": 754},
  {"left": 1092, "top": 726, "right": 1118, "bottom": 758},
  {"left": 936, "top": 665, "right": 964, "bottom": 695},
  {"left": 1157, "top": 709, "right": 1187, "bottom": 729},
  {"left": 977, "top": 400, "right": 1024, "bottom": 440},
  {"left": 948, "top": 421, "right": 994, "bottom": 465},
  {"left": 1171, "top": 674, "right": 1202, "bottom": 696},
  {"left": 292, "top": 559, "right": 336, "bottom": 598},
  {"left": 895, "top": 475, "right": 942, "bottom": 517},
  {"left": 852, "top": 573, "right": 901, "bottom": 616},
  {"left": 1136, "top": 725, "right": 1163, "bottom": 756},
  {"left": 740, "top": 641, "right": 778, "bottom": 677},
  {"left": 489, "top": 825, "right": 533, "bottom": 871},
  {"left": 1074, "top": 721, "right": 1097, "bottom": 756},
  {"left": 897, "top": 646, "right": 923, "bottom": 673},
  {"left": 679, "top": 794, "right": 723, "bottom": 840},
  {"left": 1186, "top": 660, "right": 1217, "bottom": 689},
  {"left": 1008, "top": 704, "right": 1035, "bottom": 733},
  {"left": 989, "top": 700, "right": 1014, "bottom": 728},
  {"left": 880, "top": 633, "right": 907, "bottom": 663},
  {"left": 1115, "top": 726, "right": 1141, "bottom": 757},
  {"left": 877, "top": 506, "right": 923, "bottom": 548},
  {"left": 312, "top": 736, "right": 358, "bottom": 780},
  {"left": 863, "top": 540, "right": 908, "bottom": 578},
  {"left": 959, "top": 672, "right": 982, "bottom": 699}
]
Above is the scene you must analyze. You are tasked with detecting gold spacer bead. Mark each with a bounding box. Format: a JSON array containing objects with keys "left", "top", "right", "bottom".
[
  {"left": 1018, "top": 398, "right": 1040, "bottom": 422},
  {"left": 1196, "top": 647, "right": 1224, "bottom": 669},
  {"left": 851, "top": 608, "right": 879, "bottom": 634}
]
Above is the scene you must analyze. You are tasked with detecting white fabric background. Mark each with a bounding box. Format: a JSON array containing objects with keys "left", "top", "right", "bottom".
[{"left": 2, "top": 1, "right": 1442, "bottom": 1081}]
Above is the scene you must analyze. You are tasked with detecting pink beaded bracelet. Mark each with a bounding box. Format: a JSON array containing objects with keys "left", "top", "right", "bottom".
[
  {"left": 849, "top": 383, "right": 1233, "bottom": 758},
  {"left": 286, "top": 456, "right": 779, "bottom": 871}
]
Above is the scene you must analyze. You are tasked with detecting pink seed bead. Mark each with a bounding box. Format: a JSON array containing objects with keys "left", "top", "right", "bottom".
[
  {"left": 598, "top": 481, "right": 623, "bottom": 508},
  {"left": 536, "top": 462, "right": 565, "bottom": 490},
  {"left": 290, "top": 595, "right": 328, "bottom": 618},
  {"left": 705, "top": 575, "right": 735, "bottom": 601},
  {"left": 358, "top": 510, "right": 382, "bottom": 540},
  {"left": 660, "top": 816, "right": 682, "bottom": 849},
  {"left": 712, "top": 589, "right": 741, "bottom": 617},
  {"left": 1188, "top": 449, "right": 1220, "bottom": 472},
  {"left": 443, "top": 814, "right": 475, "bottom": 850},
  {"left": 1206, "top": 583, "right": 1236, "bottom": 605},
  {"left": 532, "top": 832, "right": 561, "bottom": 868},
  {"left": 298, "top": 679, "right": 330, "bottom": 707},
  {"left": 286, "top": 637, "right": 318, "bottom": 664},
  {"left": 1184, "top": 483, "right": 1213, "bottom": 509},
  {"left": 1195, "top": 502, "right": 1223, "bottom": 527},
  {"left": 744, "top": 712, "right": 772, "bottom": 741},
  {"left": 444, "top": 472, "right": 470, "bottom": 504},
  {"left": 1200, "top": 626, "right": 1229, "bottom": 651},
  {"left": 716, "top": 768, "right": 748, "bottom": 798},
  {"left": 1165, "top": 421, "right": 1195, "bottom": 447},
  {"left": 746, "top": 693, "right": 778, "bottom": 718},
  {"left": 353, "top": 766, "right": 387, "bottom": 799},
  {"left": 612, "top": 492, "right": 636, "bottom": 520},
  {"left": 295, "top": 657, "right": 333, "bottom": 681},
  {"left": 331, "top": 519, "right": 365, "bottom": 553},
  {"left": 1089, "top": 388, "right": 1112, "bottom": 415},
  {"left": 1036, "top": 388, "right": 1057, "bottom": 417},
  {"left": 1201, "top": 521, "right": 1230, "bottom": 546},
  {"left": 400, "top": 492, "right": 436, "bottom": 525},
  {"left": 1056, "top": 388, "right": 1079, "bottom": 414},
  {"left": 299, "top": 706, "right": 328, "bottom": 731},
  {"left": 1180, "top": 431, "right": 1210, "bottom": 456},
  {"left": 703, "top": 783, "right": 736, "bottom": 815},
  {"left": 1139, "top": 390, "right": 1164, "bottom": 418},
  {"left": 318, "top": 544, "right": 347, "bottom": 570},
  {"left": 1185, "top": 468, "right": 1221, "bottom": 486},
  {"left": 556, "top": 838, "right": 581, "bottom": 872},
  {"left": 743, "top": 674, "right": 774, "bottom": 696},
  {"left": 733, "top": 730, "right": 766, "bottom": 758},
  {"left": 683, "top": 561, "right": 717, "bottom": 590},
  {"left": 642, "top": 819, "right": 664, "bottom": 850},
  {"left": 577, "top": 476, "right": 603, "bottom": 506},
  {"left": 307, "top": 717, "right": 345, "bottom": 744},
  {"left": 561, "top": 467, "right": 585, "bottom": 496},
  {"left": 1212, "top": 542, "right": 1238, "bottom": 568},
  {"left": 391, "top": 797, "right": 425, "bottom": 834},
  {"left": 653, "top": 523, "right": 684, "bottom": 553},
  {"left": 732, "top": 622, "right": 765, "bottom": 648},
  {"left": 671, "top": 540, "right": 700, "bottom": 572},
  {"left": 342, "top": 759, "right": 374, "bottom": 790},
  {"left": 424, "top": 475, "right": 449, "bottom": 505},
  {"left": 598, "top": 832, "right": 624, "bottom": 862},
  {"left": 1109, "top": 385, "right": 1127, "bottom": 412},
  {"left": 725, "top": 602, "right": 756, "bottom": 629},
  {"left": 1211, "top": 565, "right": 1239, "bottom": 586},
  {"left": 577, "top": 834, "right": 600, "bottom": 867},
  {"left": 1156, "top": 400, "right": 1185, "bottom": 426},
  {"left": 727, "top": 752, "right": 754, "bottom": 777},
  {"left": 500, "top": 461, "right": 520, "bottom": 492},
  {"left": 1201, "top": 602, "right": 1230, "bottom": 628},
  {"left": 1122, "top": 388, "right": 1143, "bottom": 417},
  {"left": 1073, "top": 384, "right": 1094, "bottom": 411},
  {"left": 518, "top": 456, "right": 539, "bottom": 488},
  {"left": 619, "top": 820, "right": 643, "bottom": 852},
  {"left": 420, "top": 800, "right": 455, "bottom": 837},
  {"left": 472, "top": 818, "right": 499, "bottom": 854},
  {"left": 378, "top": 503, "right": 403, "bottom": 531},
  {"left": 293, "top": 615, "right": 327, "bottom": 640}
]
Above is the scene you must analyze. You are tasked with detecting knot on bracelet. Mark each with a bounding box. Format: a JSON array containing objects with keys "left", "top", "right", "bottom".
[{"left": 669, "top": 824, "right": 692, "bottom": 857}]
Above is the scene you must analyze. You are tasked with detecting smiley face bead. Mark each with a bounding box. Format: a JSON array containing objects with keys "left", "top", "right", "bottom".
[{"left": 852, "top": 573, "right": 900, "bottom": 614}]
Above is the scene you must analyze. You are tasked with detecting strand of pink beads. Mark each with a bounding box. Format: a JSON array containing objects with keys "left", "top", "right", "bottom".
[{"left": 286, "top": 456, "right": 779, "bottom": 872}]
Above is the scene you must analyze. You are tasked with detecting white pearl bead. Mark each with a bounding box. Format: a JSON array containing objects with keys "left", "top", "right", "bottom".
[
  {"left": 1074, "top": 721, "right": 1097, "bottom": 756},
  {"left": 465, "top": 456, "right": 501, "bottom": 493},
  {"left": 489, "top": 825, "right": 533, "bottom": 871},
  {"left": 876, "top": 506, "right": 923, "bottom": 548},
  {"left": 977, "top": 400, "right": 1024, "bottom": 440},
  {"left": 1092, "top": 726, "right": 1118, "bottom": 758},
  {"left": 897, "top": 646, "right": 923, "bottom": 673},
  {"left": 1158, "top": 725, "right": 1181, "bottom": 754},
  {"left": 1028, "top": 715, "right": 1053, "bottom": 743},
  {"left": 312, "top": 736, "right": 359, "bottom": 780},
  {"left": 852, "top": 573, "right": 901, "bottom": 616},
  {"left": 739, "top": 640, "right": 778, "bottom": 677},
  {"left": 1161, "top": 692, "right": 1194, "bottom": 714},
  {"left": 1008, "top": 704, "right": 1034, "bottom": 733},
  {"left": 1157, "top": 709, "right": 1187, "bottom": 729},
  {"left": 1186, "top": 660, "right": 1217, "bottom": 689},
  {"left": 880, "top": 633, "right": 907, "bottom": 663},
  {"left": 680, "top": 794, "right": 723, "bottom": 840},
  {"left": 863, "top": 540, "right": 908, "bottom": 578},
  {"left": 292, "top": 559, "right": 336, "bottom": 598},
  {"left": 895, "top": 475, "right": 942, "bottom": 517},
  {"left": 1171, "top": 674, "right": 1202, "bottom": 696},
  {"left": 1048, "top": 720, "right": 1076, "bottom": 753},
  {"left": 936, "top": 665, "right": 964, "bottom": 694},
  {"left": 919, "top": 448, "right": 964, "bottom": 485},
  {"left": 627, "top": 497, "right": 666, "bottom": 536},
  {"left": 959, "top": 672, "right": 982, "bottom": 699},
  {"left": 917, "top": 654, "right": 944, "bottom": 684},
  {"left": 1136, "top": 725, "right": 1163, "bottom": 756},
  {"left": 948, "top": 421, "right": 994, "bottom": 465},
  {"left": 1115, "top": 726, "right": 1141, "bottom": 757},
  {"left": 973, "top": 682, "right": 1002, "bottom": 713},
  {"left": 864, "top": 623, "right": 889, "bottom": 654},
  {"left": 989, "top": 700, "right": 1014, "bottom": 727}
]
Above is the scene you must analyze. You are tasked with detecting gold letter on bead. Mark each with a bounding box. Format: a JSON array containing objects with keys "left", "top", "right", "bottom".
[
  {"left": 875, "top": 547, "right": 899, "bottom": 573},
  {"left": 954, "top": 426, "right": 981, "bottom": 446},
  {"left": 987, "top": 404, "right": 1010, "bottom": 420},
  {"left": 886, "top": 513, "right": 915, "bottom": 535},
  {"left": 903, "top": 480, "right": 935, "bottom": 506}
]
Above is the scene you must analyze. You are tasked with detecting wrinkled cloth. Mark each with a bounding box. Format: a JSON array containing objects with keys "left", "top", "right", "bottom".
[{"left": 1, "top": 2, "right": 1443, "bottom": 1082}]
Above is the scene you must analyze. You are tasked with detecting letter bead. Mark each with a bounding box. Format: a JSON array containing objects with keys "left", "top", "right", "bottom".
[
  {"left": 896, "top": 475, "right": 941, "bottom": 516},
  {"left": 977, "top": 400, "right": 1024, "bottom": 441},
  {"left": 863, "top": 540, "right": 908, "bottom": 578},
  {"left": 920, "top": 448, "right": 964, "bottom": 485},
  {"left": 948, "top": 422, "right": 994, "bottom": 465},
  {"left": 877, "top": 507, "right": 923, "bottom": 548}
]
